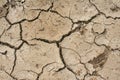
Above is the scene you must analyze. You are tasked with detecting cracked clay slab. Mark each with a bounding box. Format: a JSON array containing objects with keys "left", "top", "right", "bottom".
[
  {"left": 22, "top": 11, "right": 72, "bottom": 43},
  {"left": 0, "top": 0, "right": 120, "bottom": 80},
  {"left": 7, "top": 0, "right": 53, "bottom": 23}
]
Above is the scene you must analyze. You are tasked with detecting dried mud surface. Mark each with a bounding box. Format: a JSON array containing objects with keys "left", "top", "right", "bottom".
[{"left": 0, "top": 0, "right": 120, "bottom": 80}]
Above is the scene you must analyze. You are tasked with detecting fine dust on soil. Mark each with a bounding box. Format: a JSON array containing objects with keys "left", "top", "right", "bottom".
[{"left": 0, "top": 0, "right": 120, "bottom": 80}]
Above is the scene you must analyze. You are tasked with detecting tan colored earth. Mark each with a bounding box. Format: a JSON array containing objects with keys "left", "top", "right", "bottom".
[{"left": 0, "top": 0, "right": 120, "bottom": 80}]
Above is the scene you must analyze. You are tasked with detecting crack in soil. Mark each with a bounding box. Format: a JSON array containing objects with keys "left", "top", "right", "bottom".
[{"left": 0, "top": 0, "right": 120, "bottom": 80}]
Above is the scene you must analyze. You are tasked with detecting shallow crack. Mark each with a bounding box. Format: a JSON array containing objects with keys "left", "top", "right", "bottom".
[
  {"left": 33, "top": 23, "right": 81, "bottom": 44},
  {"left": 5, "top": 1, "right": 54, "bottom": 30},
  {"left": 55, "top": 43, "right": 66, "bottom": 72},
  {"left": 0, "top": 29, "right": 6, "bottom": 38},
  {"left": 67, "top": 67, "right": 79, "bottom": 80},
  {"left": 56, "top": 44, "right": 88, "bottom": 80},
  {"left": 10, "top": 42, "right": 25, "bottom": 75},
  {"left": 0, "top": 51, "right": 7, "bottom": 55},
  {"left": 61, "top": 47, "right": 81, "bottom": 59},
  {"left": 19, "top": 23, "right": 36, "bottom": 46},
  {"left": 50, "top": 10, "right": 74, "bottom": 25},
  {"left": 10, "top": 50, "right": 17, "bottom": 75},
  {"left": 89, "top": 0, "right": 120, "bottom": 20},
  {"left": 4, "top": 70, "right": 17, "bottom": 80},
  {"left": 36, "top": 62, "right": 55, "bottom": 80},
  {"left": 74, "top": 13, "right": 100, "bottom": 25},
  {"left": 0, "top": 41, "right": 17, "bottom": 49}
]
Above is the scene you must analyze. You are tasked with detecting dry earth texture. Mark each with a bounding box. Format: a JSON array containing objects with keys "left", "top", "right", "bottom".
[{"left": 0, "top": 0, "right": 120, "bottom": 80}]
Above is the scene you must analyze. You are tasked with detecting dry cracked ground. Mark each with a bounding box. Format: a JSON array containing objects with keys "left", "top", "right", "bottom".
[{"left": 0, "top": 0, "right": 120, "bottom": 80}]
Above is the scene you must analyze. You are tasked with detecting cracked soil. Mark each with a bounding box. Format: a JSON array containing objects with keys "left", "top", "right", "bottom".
[{"left": 0, "top": 0, "right": 120, "bottom": 80}]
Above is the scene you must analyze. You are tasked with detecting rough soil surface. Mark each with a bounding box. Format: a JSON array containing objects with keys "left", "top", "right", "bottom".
[{"left": 0, "top": 0, "right": 120, "bottom": 80}]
